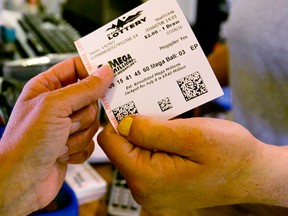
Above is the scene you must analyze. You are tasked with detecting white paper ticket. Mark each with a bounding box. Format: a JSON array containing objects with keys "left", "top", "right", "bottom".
[{"left": 75, "top": 0, "right": 223, "bottom": 132}]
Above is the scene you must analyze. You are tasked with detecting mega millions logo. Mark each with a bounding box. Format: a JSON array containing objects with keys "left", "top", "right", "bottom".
[
  {"left": 108, "top": 54, "right": 137, "bottom": 76},
  {"left": 106, "top": 11, "right": 146, "bottom": 40}
]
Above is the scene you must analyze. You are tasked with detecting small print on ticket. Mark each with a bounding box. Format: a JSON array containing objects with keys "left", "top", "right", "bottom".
[{"left": 75, "top": 0, "right": 223, "bottom": 132}]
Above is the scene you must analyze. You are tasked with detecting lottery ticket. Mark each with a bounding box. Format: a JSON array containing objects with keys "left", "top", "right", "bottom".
[{"left": 75, "top": 0, "right": 223, "bottom": 132}]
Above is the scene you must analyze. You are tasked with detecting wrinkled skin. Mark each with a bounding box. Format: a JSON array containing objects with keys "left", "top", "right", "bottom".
[
  {"left": 0, "top": 57, "right": 113, "bottom": 215},
  {"left": 98, "top": 116, "right": 288, "bottom": 215}
]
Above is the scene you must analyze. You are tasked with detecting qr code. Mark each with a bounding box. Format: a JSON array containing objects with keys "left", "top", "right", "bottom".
[
  {"left": 157, "top": 97, "right": 173, "bottom": 112},
  {"left": 176, "top": 71, "right": 208, "bottom": 101},
  {"left": 112, "top": 101, "right": 139, "bottom": 123}
]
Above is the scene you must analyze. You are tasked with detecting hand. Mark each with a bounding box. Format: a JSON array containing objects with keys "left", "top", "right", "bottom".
[
  {"left": 98, "top": 116, "right": 288, "bottom": 214},
  {"left": 0, "top": 57, "right": 113, "bottom": 215}
]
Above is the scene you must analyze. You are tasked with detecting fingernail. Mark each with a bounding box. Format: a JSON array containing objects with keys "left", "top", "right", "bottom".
[
  {"left": 92, "top": 65, "right": 113, "bottom": 79},
  {"left": 118, "top": 116, "right": 133, "bottom": 136}
]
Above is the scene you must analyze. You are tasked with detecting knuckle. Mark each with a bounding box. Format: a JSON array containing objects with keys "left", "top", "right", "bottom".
[
  {"left": 87, "top": 103, "right": 99, "bottom": 121},
  {"left": 79, "top": 77, "right": 98, "bottom": 98}
]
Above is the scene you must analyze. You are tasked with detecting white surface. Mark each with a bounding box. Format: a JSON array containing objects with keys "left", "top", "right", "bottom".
[
  {"left": 65, "top": 162, "right": 107, "bottom": 204},
  {"left": 76, "top": 0, "right": 223, "bottom": 132},
  {"left": 88, "top": 127, "right": 110, "bottom": 163}
]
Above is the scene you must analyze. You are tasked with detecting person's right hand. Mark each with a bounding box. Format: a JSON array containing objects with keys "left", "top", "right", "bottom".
[
  {"left": 98, "top": 116, "right": 288, "bottom": 215},
  {"left": 0, "top": 57, "right": 114, "bottom": 215}
]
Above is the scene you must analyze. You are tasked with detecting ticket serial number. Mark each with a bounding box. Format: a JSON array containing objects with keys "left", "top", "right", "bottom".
[{"left": 144, "top": 10, "right": 182, "bottom": 39}]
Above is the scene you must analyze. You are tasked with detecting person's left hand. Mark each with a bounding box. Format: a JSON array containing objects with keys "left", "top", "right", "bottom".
[
  {"left": 97, "top": 115, "right": 283, "bottom": 215},
  {"left": 0, "top": 57, "right": 113, "bottom": 215}
]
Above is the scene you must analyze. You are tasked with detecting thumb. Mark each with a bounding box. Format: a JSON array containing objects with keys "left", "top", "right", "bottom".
[
  {"left": 52, "top": 65, "right": 114, "bottom": 114},
  {"left": 117, "top": 115, "right": 193, "bottom": 155}
]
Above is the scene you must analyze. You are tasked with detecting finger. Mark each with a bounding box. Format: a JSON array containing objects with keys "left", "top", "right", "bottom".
[
  {"left": 60, "top": 64, "right": 113, "bottom": 113},
  {"left": 59, "top": 140, "right": 95, "bottom": 164},
  {"left": 22, "top": 57, "right": 88, "bottom": 97},
  {"left": 98, "top": 123, "right": 137, "bottom": 166},
  {"left": 21, "top": 58, "right": 114, "bottom": 111},
  {"left": 98, "top": 123, "right": 194, "bottom": 178},
  {"left": 41, "top": 64, "right": 113, "bottom": 116},
  {"left": 69, "top": 102, "right": 98, "bottom": 134},
  {"left": 42, "top": 56, "right": 89, "bottom": 87},
  {"left": 50, "top": 56, "right": 111, "bottom": 86},
  {"left": 65, "top": 121, "right": 99, "bottom": 155},
  {"left": 45, "top": 56, "right": 87, "bottom": 86},
  {"left": 117, "top": 115, "right": 210, "bottom": 157}
]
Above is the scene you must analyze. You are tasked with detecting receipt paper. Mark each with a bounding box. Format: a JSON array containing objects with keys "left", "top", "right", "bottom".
[{"left": 75, "top": 0, "right": 224, "bottom": 132}]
